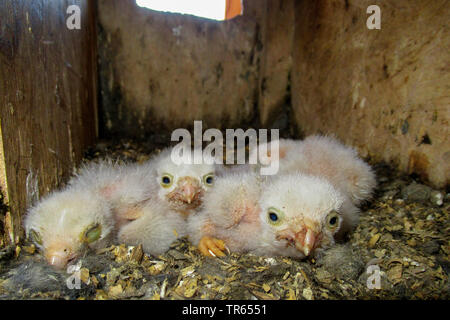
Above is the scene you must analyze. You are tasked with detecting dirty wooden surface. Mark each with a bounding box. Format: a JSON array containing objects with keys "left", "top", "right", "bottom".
[
  {"left": 97, "top": 0, "right": 449, "bottom": 189},
  {"left": 0, "top": 0, "right": 98, "bottom": 243},
  {"left": 291, "top": 0, "right": 450, "bottom": 188},
  {"left": 97, "top": 0, "right": 265, "bottom": 138}
]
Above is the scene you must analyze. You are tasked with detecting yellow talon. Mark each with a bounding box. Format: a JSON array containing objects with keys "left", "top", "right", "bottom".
[{"left": 198, "top": 236, "right": 228, "bottom": 257}]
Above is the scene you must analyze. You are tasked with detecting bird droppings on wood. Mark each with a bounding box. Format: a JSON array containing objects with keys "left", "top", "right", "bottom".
[{"left": 0, "top": 139, "right": 448, "bottom": 300}]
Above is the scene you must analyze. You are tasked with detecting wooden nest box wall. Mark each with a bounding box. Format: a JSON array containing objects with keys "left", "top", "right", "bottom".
[{"left": 0, "top": 0, "right": 449, "bottom": 245}]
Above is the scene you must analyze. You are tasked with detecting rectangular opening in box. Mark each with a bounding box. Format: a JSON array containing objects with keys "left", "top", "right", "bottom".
[{"left": 136, "top": 0, "right": 243, "bottom": 21}]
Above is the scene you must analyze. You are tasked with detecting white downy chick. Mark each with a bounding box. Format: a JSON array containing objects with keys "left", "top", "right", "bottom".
[
  {"left": 71, "top": 158, "right": 188, "bottom": 255},
  {"left": 254, "top": 173, "right": 359, "bottom": 259},
  {"left": 24, "top": 187, "right": 115, "bottom": 269},
  {"left": 187, "top": 172, "right": 358, "bottom": 259},
  {"left": 117, "top": 200, "right": 186, "bottom": 256},
  {"left": 250, "top": 135, "right": 376, "bottom": 205},
  {"left": 187, "top": 171, "right": 263, "bottom": 257},
  {"left": 69, "top": 159, "right": 158, "bottom": 228},
  {"left": 150, "top": 148, "right": 218, "bottom": 217},
  {"left": 69, "top": 148, "right": 217, "bottom": 254}
]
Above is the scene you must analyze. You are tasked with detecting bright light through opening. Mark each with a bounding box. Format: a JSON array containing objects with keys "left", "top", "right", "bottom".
[{"left": 136, "top": 0, "right": 227, "bottom": 21}]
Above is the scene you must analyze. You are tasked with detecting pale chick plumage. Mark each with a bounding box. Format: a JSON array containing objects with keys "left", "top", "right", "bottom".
[
  {"left": 150, "top": 148, "right": 218, "bottom": 218},
  {"left": 70, "top": 148, "right": 217, "bottom": 255},
  {"left": 187, "top": 171, "right": 264, "bottom": 257},
  {"left": 187, "top": 172, "right": 359, "bottom": 259},
  {"left": 24, "top": 187, "right": 115, "bottom": 269},
  {"left": 250, "top": 135, "right": 376, "bottom": 206},
  {"left": 71, "top": 157, "right": 187, "bottom": 255},
  {"left": 117, "top": 200, "right": 186, "bottom": 256},
  {"left": 254, "top": 173, "right": 359, "bottom": 259},
  {"left": 69, "top": 159, "right": 157, "bottom": 229}
]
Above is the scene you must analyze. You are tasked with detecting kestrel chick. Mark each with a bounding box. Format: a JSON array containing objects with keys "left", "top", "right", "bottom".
[
  {"left": 24, "top": 187, "right": 115, "bottom": 269},
  {"left": 250, "top": 135, "right": 376, "bottom": 205}
]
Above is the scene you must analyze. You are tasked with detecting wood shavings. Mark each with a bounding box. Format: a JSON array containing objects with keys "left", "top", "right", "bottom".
[
  {"left": 302, "top": 287, "right": 314, "bottom": 300},
  {"left": 22, "top": 244, "right": 36, "bottom": 254},
  {"left": 176, "top": 277, "right": 198, "bottom": 298},
  {"left": 80, "top": 268, "right": 90, "bottom": 284},
  {"left": 147, "top": 261, "right": 165, "bottom": 275},
  {"left": 95, "top": 289, "right": 108, "bottom": 300},
  {"left": 387, "top": 265, "right": 403, "bottom": 284},
  {"left": 1, "top": 142, "right": 448, "bottom": 300},
  {"left": 160, "top": 278, "right": 168, "bottom": 299},
  {"left": 130, "top": 244, "right": 144, "bottom": 263},
  {"left": 285, "top": 288, "right": 296, "bottom": 300},
  {"left": 108, "top": 284, "right": 123, "bottom": 298},
  {"left": 181, "top": 265, "right": 196, "bottom": 277},
  {"left": 369, "top": 234, "right": 381, "bottom": 247},
  {"left": 315, "top": 268, "right": 334, "bottom": 284},
  {"left": 249, "top": 290, "right": 277, "bottom": 300}
]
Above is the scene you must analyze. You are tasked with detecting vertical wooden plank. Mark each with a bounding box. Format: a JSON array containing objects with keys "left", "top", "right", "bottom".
[
  {"left": 0, "top": 0, "right": 97, "bottom": 244},
  {"left": 257, "top": 0, "right": 295, "bottom": 129},
  {"left": 97, "top": 0, "right": 263, "bottom": 139},
  {"left": 291, "top": 0, "right": 449, "bottom": 188},
  {"left": 0, "top": 125, "right": 10, "bottom": 245}
]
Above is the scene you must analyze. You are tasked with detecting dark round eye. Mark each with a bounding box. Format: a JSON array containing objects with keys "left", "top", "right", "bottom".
[
  {"left": 326, "top": 211, "right": 340, "bottom": 230},
  {"left": 267, "top": 207, "right": 284, "bottom": 226},
  {"left": 203, "top": 174, "right": 214, "bottom": 186},
  {"left": 329, "top": 216, "right": 337, "bottom": 226},
  {"left": 160, "top": 174, "right": 174, "bottom": 188}
]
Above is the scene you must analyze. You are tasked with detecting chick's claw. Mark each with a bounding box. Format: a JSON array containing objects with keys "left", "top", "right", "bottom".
[{"left": 198, "top": 236, "right": 228, "bottom": 257}]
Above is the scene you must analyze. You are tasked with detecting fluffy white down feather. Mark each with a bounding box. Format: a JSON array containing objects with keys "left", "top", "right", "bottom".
[
  {"left": 255, "top": 173, "right": 359, "bottom": 258},
  {"left": 250, "top": 135, "right": 376, "bottom": 205},
  {"left": 70, "top": 159, "right": 157, "bottom": 210},
  {"left": 117, "top": 200, "right": 187, "bottom": 255},
  {"left": 188, "top": 171, "right": 359, "bottom": 258},
  {"left": 24, "top": 186, "right": 115, "bottom": 266},
  {"left": 150, "top": 147, "right": 221, "bottom": 215},
  {"left": 187, "top": 171, "right": 264, "bottom": 253}
]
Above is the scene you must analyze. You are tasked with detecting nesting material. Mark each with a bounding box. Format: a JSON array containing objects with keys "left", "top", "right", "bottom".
[{"left": 0, "top": 140, "right": 448, "bottom": 299}]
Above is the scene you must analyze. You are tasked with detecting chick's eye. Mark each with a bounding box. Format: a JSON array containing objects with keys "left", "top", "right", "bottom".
[
  {"left": 84, "top": 224, "right": 102, "bottom": 243},
  {"left": 326, "top": 211, "right": 340, "bottom": 230},
  {"left": 29, "top": 229, "right": 42, "bottom": 245},
  {"left": 203, "top": 174, "right": 214, "bottom": 185},
  {"left": 161, "top": 174, "right": 173, "bottom": 188},
  {"left": 267, "top": 207, "right": 284, "bottom": 226}
]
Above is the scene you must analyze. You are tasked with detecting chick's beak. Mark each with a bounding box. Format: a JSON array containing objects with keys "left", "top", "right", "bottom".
[
  {"left": 294, "top": 228, "right": 318, "bottom": 257},
  {"left": 45, "top": 244, "right": 77, "bottom": 269},
  {"left": 276, "top": 222, "right": 321, "bottom": 257},
  {"left": 178, "top": 177, "right": 200, "bottom": 204}
]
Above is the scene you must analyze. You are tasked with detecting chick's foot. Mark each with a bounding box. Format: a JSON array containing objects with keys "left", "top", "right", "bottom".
[{"left": 198, "top": 236, "right": 228, "bottom": 257}]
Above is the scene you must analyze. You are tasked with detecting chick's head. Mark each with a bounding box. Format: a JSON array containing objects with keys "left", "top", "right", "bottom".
[
  {"left": 259, "top": 174, "right": 345, "bottom": 258},
  {"left": 153, "top": 148, "right": 216, "bottom": 213},
  {"left": 24, "top": 188, "right": 114, "bottom": 269}
]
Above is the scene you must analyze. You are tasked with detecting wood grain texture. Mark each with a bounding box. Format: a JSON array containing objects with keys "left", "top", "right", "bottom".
[
  {"left": 291, "top": 0, "right": 449, "bottom": 188},
  {"left": 97, "top": 0, "right": 264, "bottom": 138},
  {"left": 0, "top": 0, "right": 98, "bottom": 243},
  {"left": 97, "top": 0, "right": 449, "bottom": 188},
  {"left": 257, "top": 0, "right": 295, "bottom": 128}
]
